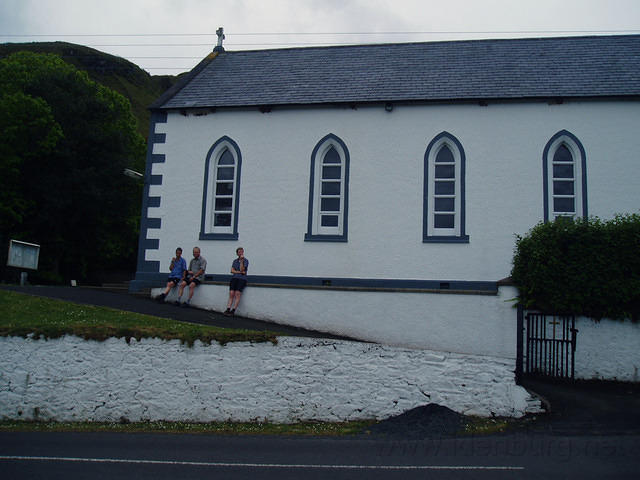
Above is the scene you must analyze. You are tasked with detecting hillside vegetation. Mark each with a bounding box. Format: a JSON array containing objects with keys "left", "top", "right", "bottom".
[
  {"left": 1, "top": 50, "right": 150, "bottom": 283},
  {"left": 0, "top": 42, "right": 181, "bottom": 138}
]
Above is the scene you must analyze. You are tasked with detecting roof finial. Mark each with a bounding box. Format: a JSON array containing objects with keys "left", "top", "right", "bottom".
[{"left": 215, "top": 27, "right": 225, "bottom": 52}]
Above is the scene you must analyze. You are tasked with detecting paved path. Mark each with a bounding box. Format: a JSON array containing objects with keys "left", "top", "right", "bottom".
[{"left": 518, "top": 377, "right": 640, "bottom": 436}]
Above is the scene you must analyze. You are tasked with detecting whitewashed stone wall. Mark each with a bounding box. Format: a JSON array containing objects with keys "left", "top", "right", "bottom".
[
  {"left": 0, "top": 335, "right": 541, "bottom": 423},
  {"left": 573, "top": 317, "right": 640, "bottom": 382}
]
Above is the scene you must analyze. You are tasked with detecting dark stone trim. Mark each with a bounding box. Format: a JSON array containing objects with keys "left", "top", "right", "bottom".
[
  {"left": 131, "top": 112, "right": 167, "bottom": 291},
  {"left": 129, "top": 272, "right": 499, "bottom": 295}
]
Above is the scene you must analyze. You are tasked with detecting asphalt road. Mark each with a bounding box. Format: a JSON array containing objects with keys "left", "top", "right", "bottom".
[{"left": 1, "top": 431, "right": 638, "bottom": 479}]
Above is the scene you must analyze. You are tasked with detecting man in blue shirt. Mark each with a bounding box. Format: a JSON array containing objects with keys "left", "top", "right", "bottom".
[
  {"left": 156, "top": 247, "right": 187, "bottom": 302},
  {"left": 176, "top": 246, "right": 207, "bottom": 307},
  {"left": 224, "top": 247, "right": 248, "bottom": 316}
]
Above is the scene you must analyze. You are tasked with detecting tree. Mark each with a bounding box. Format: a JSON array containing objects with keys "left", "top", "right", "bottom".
[
  {"left": 0, "top": 51, "right": 146, "bottom": 283},
  {"left": 0, "top": 92, "right": 62, "bottom": 234}
]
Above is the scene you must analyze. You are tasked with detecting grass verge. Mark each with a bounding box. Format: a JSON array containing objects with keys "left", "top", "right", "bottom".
[
  {"left": 0, "top": 289, "right": 279, "bottom": 345},
  {"left": 461, "top": 416, "right": 517, "bottom": 435},
  {"left": 0, "top": 417, "right": 524, "bottom": 437},
  {"left": 0, "top": 420, "right": 377, "bottom": 436}
]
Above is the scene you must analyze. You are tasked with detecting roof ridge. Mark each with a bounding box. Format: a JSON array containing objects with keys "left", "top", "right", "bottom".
[{"left": 218, "top": 33, "right": 640, "bottom": 56}]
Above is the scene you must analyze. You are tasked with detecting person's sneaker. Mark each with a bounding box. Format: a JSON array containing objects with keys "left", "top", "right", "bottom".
[
  {"left": 223, "top": 308, "right": 232, "bottom": 316},
  {"left": 174, "top": 300, "right": 181, "bottom": 306},
  {"left": 230, "top": 309, "right": 236, "bottom": 316},
  {"left": 156, "top": 293, "right": 166, "bottom": 302}
]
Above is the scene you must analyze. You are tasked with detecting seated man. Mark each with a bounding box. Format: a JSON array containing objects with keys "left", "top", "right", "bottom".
[
  {"left": 176, "top": 246, "right": 207, "bottom": 307},
  {"left": 156, "top": 247, "right": 186, "bottom": 302}
]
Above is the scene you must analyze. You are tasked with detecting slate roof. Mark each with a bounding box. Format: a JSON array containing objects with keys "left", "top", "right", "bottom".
[{"left": 153, "top": 35, "right": 640, "bottom": 110}]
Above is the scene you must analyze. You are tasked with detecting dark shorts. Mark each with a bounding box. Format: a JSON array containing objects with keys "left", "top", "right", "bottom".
[
  {"left": 167, "top": 277, "right": 181, "bottom": 286},
  {"left": 229, "top": 277, "right": 247, "bottom": 292},
  {"left": 184, "top": 275, "right": 201, "bottom": 286}
]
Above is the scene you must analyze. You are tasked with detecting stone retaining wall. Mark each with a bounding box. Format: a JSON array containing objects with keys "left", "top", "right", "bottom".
[{"left": 1, "top": 335, "right": 542, "bottom": 423}]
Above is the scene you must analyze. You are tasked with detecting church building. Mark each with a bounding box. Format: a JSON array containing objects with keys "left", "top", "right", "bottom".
[{"left": 131, "top": 33, "right": 640, "bottom": 358}]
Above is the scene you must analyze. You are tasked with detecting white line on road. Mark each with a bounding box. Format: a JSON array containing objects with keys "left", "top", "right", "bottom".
[{"left": 1, "top": 455, "right": 524, "bottom": 470}]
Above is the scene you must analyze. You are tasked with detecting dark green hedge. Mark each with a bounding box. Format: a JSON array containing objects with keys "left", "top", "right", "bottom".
[{"left": 511, "top": 214, "right": 640, "bottom": 320}]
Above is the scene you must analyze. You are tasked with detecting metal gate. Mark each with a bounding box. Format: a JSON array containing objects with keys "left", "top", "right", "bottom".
[{"left": 516, "top": 307, "right": 578, "bottom": 381}]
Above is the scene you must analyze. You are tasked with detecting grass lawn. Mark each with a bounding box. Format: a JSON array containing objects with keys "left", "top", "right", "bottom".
[{"left": 0, "top": 289, "right": 278, "bottom": 345}]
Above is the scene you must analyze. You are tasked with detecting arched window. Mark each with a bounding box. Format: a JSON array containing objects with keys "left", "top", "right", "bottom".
[
  {"left": 543, "top": 130, "right": 587, "bottom": 221},
  {"left": 423, "top": 132, "right": 468, "bottom": 243},
  {"left": 305, "top": 134, "right": 350, "bottom": 242},
  {"left": 200, "top": 136, "right": 242, "bottom": 240}
]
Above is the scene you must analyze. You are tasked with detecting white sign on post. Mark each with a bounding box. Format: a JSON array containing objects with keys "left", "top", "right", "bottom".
[{"left": 7, "top": 240, "right": 40, "bottom": 270}]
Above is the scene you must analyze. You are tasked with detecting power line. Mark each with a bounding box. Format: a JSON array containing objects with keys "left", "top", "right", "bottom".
[
  {"left": 1, "top": 29, "right": 639, "bottom": 37},
  {"left": 5, "top": 30, "right": 638, "bottom": 51},
  {"left": 1, "top": 33, "right": 217, "bottom": 37},
  {"left": 127, "top": 56, "right": 204, "bottom": 59},
  {"left": 84, "top": 42, "right": 389, "bottom": 47},
  {"left": 86, "top": 44, "right": 215, "bottom": 47},
  {"left": 5, "top": 29, "right": 638, "bottom": 74},
  {"left": 230, "top": 29, "right": 640, "bottom": 35}
]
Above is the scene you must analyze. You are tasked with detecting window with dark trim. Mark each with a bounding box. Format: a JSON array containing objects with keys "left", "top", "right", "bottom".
[
  {"left": 543, "top": 130, "right": 588, "bottom": 222},
  {"left": 305, "top": 133, "right": 350, "bottom": 242},
  {"left": 200, "top": 136, "right": 242, "bottom": 240},
  {"left": 423, "top": 132, "right": 469, "bottom": 243}
]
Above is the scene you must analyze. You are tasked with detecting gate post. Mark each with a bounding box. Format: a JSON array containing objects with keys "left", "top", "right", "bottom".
[
  {"left": 515, "top": 303, "right": 524, "bottom": 384},
  {"left": 570, "top": 319, "right": 578, "bottom": 380}
]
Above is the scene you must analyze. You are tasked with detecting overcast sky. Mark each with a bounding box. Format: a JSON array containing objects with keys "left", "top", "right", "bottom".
[{"left": 1, "top": 0, "right": 639, "bottom": 75}]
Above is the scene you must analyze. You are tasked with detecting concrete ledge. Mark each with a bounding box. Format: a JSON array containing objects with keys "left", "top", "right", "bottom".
[
  {"left": 201, "top": 280, "right": 497, "bottom": 296},
  {"left": 0, "top": 335, "right": 542, "bottom": 423},
  {"left": 131, "top": 272, "right": 498, "bottom": 295}
]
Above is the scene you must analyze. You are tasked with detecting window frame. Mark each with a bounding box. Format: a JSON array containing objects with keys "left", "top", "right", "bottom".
[
  {"left": 305, "top": 133, "right": 350, "bottom": 242},
  {"left": 200, "top": 136, "right": 242, "bottom": 240},
  {"left": 543, "top": 130, "right": 588, "bottom": 222},
  {"left": 423, "top": 131, "right": 469, "bottom": 243}
]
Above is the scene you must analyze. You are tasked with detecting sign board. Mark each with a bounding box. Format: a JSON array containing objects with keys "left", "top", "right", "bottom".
[{"left": 7, "top": 240, "right": 40, "bottom": 270}]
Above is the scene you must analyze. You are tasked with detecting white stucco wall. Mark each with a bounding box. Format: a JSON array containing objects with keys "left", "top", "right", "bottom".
[
  {"left": 153, "top": 284, "right": 520, "bottom": 358},
  {"left": 146, "top": 100, "right": 640, "bottom": 282},
  {"left": 573, "top": 317, "right": 640, "bottom": 382},
  {"left": 0, "top": 335, "right": 542, "bottom": 423}
]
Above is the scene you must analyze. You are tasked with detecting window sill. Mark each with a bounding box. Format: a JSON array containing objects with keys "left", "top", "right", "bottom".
[
  {"left": 304, "top": 233, "right": 348, "bottom": 242},
  {"left": 423, "top": 235, "right": 470, "bottom": 244},
  {"left": 199, "top": 232, "right": 239, "bottom": 241}
]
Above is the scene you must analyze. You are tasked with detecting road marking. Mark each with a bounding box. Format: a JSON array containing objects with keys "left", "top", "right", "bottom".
[{"left": 1, "top": 455, "right": 523, "bottom": 470}]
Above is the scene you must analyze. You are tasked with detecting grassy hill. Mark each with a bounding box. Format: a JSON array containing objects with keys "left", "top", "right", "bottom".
[{"left": 0, "top": 42, "right": 182, "bottom": 138}]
